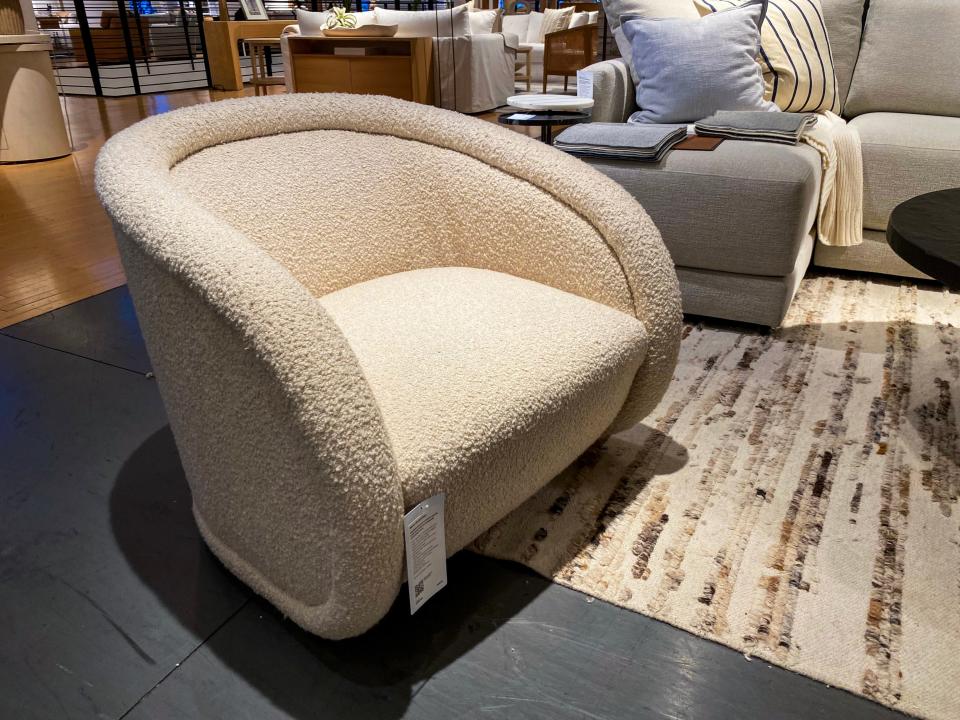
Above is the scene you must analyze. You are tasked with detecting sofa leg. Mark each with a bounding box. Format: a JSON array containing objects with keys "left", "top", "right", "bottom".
[
  {"left": 564, "top": 76, "right": 568, "bottom": 92},
  {"left": 542, "top": 74, "right": 547, "bottom": 92}
]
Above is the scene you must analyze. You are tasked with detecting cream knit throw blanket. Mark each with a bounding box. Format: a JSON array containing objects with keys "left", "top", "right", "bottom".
[{"left": 800, "top": 111, "right": 863, "bottom": 247}]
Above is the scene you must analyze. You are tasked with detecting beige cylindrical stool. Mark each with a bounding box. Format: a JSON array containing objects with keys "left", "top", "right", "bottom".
[{"left": 0, "top": 33, "right": 71, "bottom": 163}]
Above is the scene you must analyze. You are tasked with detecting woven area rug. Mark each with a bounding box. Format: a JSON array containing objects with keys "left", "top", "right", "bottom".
[{"left": 474, "top": 275, "right": 960, "bottom": 720}]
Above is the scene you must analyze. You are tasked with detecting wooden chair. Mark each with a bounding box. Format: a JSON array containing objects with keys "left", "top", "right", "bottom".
[
  {"left": 559, "top": 1, "right": 607, "bottom": 61},
  {"left": 542, "top": 22, "right": 596, "bottom": 92}
]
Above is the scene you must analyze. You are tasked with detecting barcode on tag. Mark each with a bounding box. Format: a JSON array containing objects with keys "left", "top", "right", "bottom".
[{"left": 403, "top": 493, "right": 448, "bottom": 614}]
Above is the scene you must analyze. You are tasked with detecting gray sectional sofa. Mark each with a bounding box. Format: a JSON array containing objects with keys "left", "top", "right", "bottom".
[{"left": 583, "top": 0, "right": 960, "bottom": 327}]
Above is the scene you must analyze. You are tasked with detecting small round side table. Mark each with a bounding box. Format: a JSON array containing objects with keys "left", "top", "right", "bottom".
[
  {"left": 887, "top": 188, "right": 960, "bottom": 290},
  {"left": 498, "top": 110, "right": 592, "bottom": 144}
]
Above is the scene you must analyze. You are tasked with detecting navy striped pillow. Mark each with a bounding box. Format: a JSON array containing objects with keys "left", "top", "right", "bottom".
[{"left": 696, "top": 0, "right": 840, "bottom": 113}]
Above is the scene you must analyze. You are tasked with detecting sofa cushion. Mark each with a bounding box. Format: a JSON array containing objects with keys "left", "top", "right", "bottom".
[
  {"left": 569, "top": 10, "right": 598, "bottom": 27},
  {"left": 501, "top": 12, "right": 530, "bottom": 38},
  {"left": 319, "top": 266, "right": 648, "bottom": 549},
  {"left": 851, "top": 113, "right": 960, "bottom": 231},
  {"left": 623, "top": 1, "right": 776, "bottom": 123},
  {"left": 584, "top": 140, "right": 821, "bottom": 276},
  {"left": 524, "top": 10, "right": 544, "bottom": 42},
  {"left": 540, "top": 6, "right": 574, "bottom": 38},
  {"left": 374, "top": 5, "right": 472, "bottom": 37},
  {"left": 607, "top": 0, "right": 697, "bottom": 83},
  {"left": 469, "top": 7, "right": 502, "bottom": 34},
  {"left": 819, "top": 0, "right": 864, "bottom": 110},
  {"left": 296, "top": 8, "right": 377, "bottom": 32},
  {"left": 845, "top": 0, "right": 960, "bottom": 117}
]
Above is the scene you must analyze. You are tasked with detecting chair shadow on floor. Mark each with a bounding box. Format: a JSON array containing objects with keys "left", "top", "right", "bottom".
[{"left": 109, "top": 422, "right": 688, "bottom": 718}]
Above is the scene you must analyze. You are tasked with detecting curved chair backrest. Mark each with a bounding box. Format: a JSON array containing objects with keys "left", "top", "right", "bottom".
[
  {"left": 155, "top": 96, "right": 638, "bottom": 313},
  {"left": 95, "top": 94, "right": 680, "bottom": 638}
]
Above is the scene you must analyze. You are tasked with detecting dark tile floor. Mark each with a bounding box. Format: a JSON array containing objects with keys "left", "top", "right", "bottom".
[{"left": 0, "top": 287, "right": 908, "bottom": 720}]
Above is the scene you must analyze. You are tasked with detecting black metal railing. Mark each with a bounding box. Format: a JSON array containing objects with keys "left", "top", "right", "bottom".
[
  {"left": 31, "top": 0, "right": 606, "bottom": 96},
  {"left": 35, "top": 0, "right": 210, "bottom": 95}
]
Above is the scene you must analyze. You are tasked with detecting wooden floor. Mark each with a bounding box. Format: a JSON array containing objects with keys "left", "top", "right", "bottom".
[
  {"left": 0, "top": 86, "right": 282, "bottom": 329},
  {"left": 0, "top": 87, "right": 512, "bottom": 329}
]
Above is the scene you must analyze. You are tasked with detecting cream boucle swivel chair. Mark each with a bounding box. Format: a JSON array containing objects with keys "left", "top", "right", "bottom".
[{"left": 95, "top": 94, "right": 681, "bottom": 640}]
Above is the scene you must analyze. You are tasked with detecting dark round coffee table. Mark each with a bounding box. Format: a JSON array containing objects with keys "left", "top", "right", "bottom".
[
  {"left": 498, "top": 110, "right": 592, "bottom": 144},
  {"left": 887, "top": 188, "right": 960, "bottom": 289}
]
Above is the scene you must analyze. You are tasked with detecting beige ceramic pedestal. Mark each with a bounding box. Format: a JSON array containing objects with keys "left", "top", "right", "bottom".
[{"left": 0, "top": 34, "right": 71, "bottom": 163}]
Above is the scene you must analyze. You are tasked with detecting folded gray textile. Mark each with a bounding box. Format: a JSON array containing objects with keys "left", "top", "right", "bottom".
[
  {"left": 694, "top": 111, "right": 818, "bottom": 145},
  {"left": 555, "top": 122, "right": 688, "bottom": 161}
]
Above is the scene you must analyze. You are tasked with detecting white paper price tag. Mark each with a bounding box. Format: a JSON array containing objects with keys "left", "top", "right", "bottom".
[
  {"left": 576, "top": 70, "right": 594, "bottom": 99},
  {"left": 403, "top": 493, "right": 448, "bottom": 614}
]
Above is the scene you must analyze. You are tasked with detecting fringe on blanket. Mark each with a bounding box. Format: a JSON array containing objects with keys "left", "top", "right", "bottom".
[{"left": 800, "top": 111, "right": 863, "bottom": 247}]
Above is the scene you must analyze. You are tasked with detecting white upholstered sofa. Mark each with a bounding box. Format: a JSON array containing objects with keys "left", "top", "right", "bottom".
[
  {"left": 281, "top": 5, "right": 517, "bottom": 113},
  {"left": 95, "top": 94, "right": 682, "bottom": 639}
]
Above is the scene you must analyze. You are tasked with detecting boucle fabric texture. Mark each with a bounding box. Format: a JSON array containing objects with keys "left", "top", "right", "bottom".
[
  {"left": 476, "top": 274, "right": 960, "bottom": 720},
  {"left": 94, "top": 94, "right": 681, "bottom": 639},
  {"left": 321, "top": 267, "right": 649, "bottom": 553}
]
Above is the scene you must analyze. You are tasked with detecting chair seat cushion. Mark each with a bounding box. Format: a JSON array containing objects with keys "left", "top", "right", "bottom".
[
  {"left": 319, "top": 266, "right": 648, "bottom": 551},
  {"left": 851, "top": 113, "right": 960, "bottom": 231},
  {"left": 583, "top": 140, "right": 821, "bottom": 277}
]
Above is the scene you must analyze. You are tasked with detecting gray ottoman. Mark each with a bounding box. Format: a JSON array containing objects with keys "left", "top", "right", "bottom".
[{"left": 583, "top": 140, "right": 821, "bottom": 327}]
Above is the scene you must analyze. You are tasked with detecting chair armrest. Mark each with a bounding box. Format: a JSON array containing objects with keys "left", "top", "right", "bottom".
[
  {"left": 579, "top": 57, "right": 636, "bottom": 123},
  {"left": 433, "top": 34, "right": 516, "bottom": 112},
  {"left": 498, "top": 30, "right": 522, "bottom": 51},
  {"left": 470, "top": 31, "right": 519, "bottom": 53}
]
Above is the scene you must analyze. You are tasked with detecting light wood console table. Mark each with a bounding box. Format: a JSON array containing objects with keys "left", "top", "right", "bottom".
[
  {"left": 202, "top": 18, "right": 291, "bottom": 91},
  {"left": 286, "top": 35, "right": 433, "bottom": 105}
]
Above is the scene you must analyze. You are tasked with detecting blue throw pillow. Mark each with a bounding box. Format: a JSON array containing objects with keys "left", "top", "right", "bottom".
[{"left": 623, "top": 0, "right": 778, "bottom": 124}]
